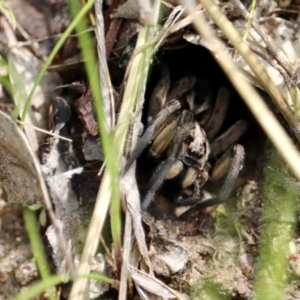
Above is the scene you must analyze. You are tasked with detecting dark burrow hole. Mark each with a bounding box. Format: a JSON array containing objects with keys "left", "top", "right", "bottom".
[
  {"left": 138, "top": 43, "right": 267, "bottom": 219},
  {"left": 48, "top": 39, "right": 267, "bottom": 222}
]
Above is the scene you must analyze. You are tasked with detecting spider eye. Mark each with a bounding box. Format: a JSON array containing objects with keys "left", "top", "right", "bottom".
[
  {"left": 187, "top": 149, "right": 194, "bottom": 155},
  {"left": 185, "top": 135, "right": 193, "bottom": 144}
]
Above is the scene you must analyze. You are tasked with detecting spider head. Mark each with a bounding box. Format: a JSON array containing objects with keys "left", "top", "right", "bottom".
[{"left": 182, "top": 122, "right": 210, "bottom": 170}]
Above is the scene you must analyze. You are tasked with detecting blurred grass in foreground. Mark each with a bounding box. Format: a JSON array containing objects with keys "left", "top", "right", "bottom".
[
  {"left": 254, "top": 145, "right": 298, "bottom": 300},
  {"left": 191, "top": 144, "right": 299, "bottom": 299}
]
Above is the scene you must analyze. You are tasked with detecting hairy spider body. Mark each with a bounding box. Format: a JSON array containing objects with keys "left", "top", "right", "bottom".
[
  {"left": 149, "top": 105, "right": 210, "bottom": 190},
  {"left": 124, "top": 64, "right": 246, "bottom": 216}
]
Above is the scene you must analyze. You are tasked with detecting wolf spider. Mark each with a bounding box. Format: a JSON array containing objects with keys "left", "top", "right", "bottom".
[{"left": 124, "top": 64, "right": 247, "bottom": 218}]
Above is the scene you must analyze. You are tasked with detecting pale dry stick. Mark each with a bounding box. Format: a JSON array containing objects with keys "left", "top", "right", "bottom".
[
  {"left": 151, "top": 5, "right": 185, "bottom": 54},
  {"left": 166, "top": 9, "right": 203, "bottom": 35},
  {"left": 1, "top": 14, "right": 17, "bottom": 46},
  {"left": 68, "top": 1, "right": 161, "bottom": 298},
  {"left": 179, "top": 0, "right": 300, "bottom": 181},
  {"left": 94, "top": 0, "right": 115, "bottom": 178},
  {"left": 117, "top": 2, "right": 160, "bottom": 296},
  {"left": 241, "top": 0, "right": 256, "bottom": 41},
  {"left": 271, "top": 8, "right": 300, "bottom": 15},
  {"left": 118, "top": 206, "right": 132, "bottom": 300},
  {"left": 94, "top": 0, "right": 115, "bottom": 129},
  {"left": 230, "top": 0, "right": 293, "bottom": 76},
  {"left": 129, "top": 266, "right": 186, "bottom": 299},
  {"left": 119, "top": 127, "right": 153, "bottom": 298},
  {"left": 15, "top": 28, "right": 95, "bottom": 47},
  {"left": 161, "top": 0, "right": 174, "bottom": 8},
  {"left": 199, "top": 0, "right": 300, "bottom": 142},
  {"left": 15, "top": 120, "right": 72, "bottom": 142},
  {"left": 119, "top": 70, "right": 154, "bottom": 295},
  {"left": 122, "top": 165, "right": 153, "bottom": 273},
  {"left": 150, "top": 7, "right": 204, "bottom": 59}
]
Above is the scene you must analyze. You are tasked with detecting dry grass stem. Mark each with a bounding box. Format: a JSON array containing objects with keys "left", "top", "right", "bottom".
[
  {"left": 129, "top": 266, "right": 186, "bottom": 299},
  {"left": 118, "top": 207, "right": 131, "bottom": 300},
  {"left": 95, "top": 0, "right": 115, "bottom": 129},
  {"left": 69, "top": 1, "right": 161, "bottom": 298},
  {"left": 15, "top": 120, "right": 72, "bottom": 142},
  {"left": 230, "top": 0, "right": 293, "bottom": 75}
]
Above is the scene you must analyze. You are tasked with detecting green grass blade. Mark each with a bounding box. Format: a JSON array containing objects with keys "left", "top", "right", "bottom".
[
  {"left": 68, "top": 0, "right": 121, "bottom": 264},
  {"left": 12, "top": 274, "right": 69, "bottom": 300},
  {"left": 22, "top": 207, "right": 56, "bottom": 300},
  {"left": 80, "top": 272, "right": 115, "bottom": 285},
  {"left": 0, "top": 3, "right": 16, "bottom": 29}
]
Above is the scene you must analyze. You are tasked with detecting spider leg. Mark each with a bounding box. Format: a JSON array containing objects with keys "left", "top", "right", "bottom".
[
  {"left": 147, "top": 62, "right": 171, "bottom": 123},
  {"left": 141, "top": 110, "right": 194, "bottom": 211},
  {"left": 179, "top": 144, "right": 245, "bottom": 219},
  {"left": 167, "top": 74, "right": 197, "bottom": 101},
  {"left": 211, "top": 144, "right": 245, "bottom": 200},
  {"left": 210, "top": 120, "right": 247, "bottom": 158},
  {"left": 123, "top": 99, "right": 181, "bottom": 175},
  {"left": 205, "top": 86, "right": 230, "bottom": 140}
]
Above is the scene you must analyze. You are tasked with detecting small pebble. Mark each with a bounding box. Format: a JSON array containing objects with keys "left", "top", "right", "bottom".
[
  {"left": 14, "top": 260, "right": 38, "bottom": 286},
  {"left": 0, "top": 266, "right": 8, "bottom": 283}
]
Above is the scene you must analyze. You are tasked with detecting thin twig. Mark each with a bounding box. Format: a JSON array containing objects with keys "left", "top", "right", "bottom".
[
  {"left": 118, "top": 207, "right": 131, "bottom": 300},
  {"left": 95, "top": 0, "right": 115, "bottom": 129},
  {"left": 15, "top": 120, "right": 72, "bottom": 142}
]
